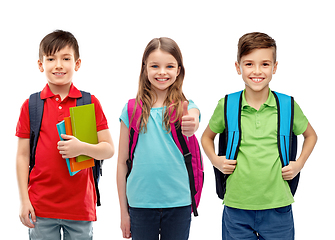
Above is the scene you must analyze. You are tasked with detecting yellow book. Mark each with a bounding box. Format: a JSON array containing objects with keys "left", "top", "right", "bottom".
[
  {"left": 64, "top": 117, "right": 95, "bottom": 170},
  {"left": 69, "top": 103, "right": 98, "bottom": 162}
]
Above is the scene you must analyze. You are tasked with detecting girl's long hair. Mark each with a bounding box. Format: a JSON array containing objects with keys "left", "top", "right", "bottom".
[{"left": 134, "top": 37, "right": 187, "bottom": 133}]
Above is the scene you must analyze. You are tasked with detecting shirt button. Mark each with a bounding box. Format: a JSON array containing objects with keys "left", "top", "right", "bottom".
[
  {"left": 55, "top": 97, "right": 59, "bottom": 101},
  {"left": 59, "top": 106, "right": 62, "bottom": 110}
]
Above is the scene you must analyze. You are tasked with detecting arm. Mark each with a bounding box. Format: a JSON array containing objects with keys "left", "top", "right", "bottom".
[
  {"left": 116, "top": 121, "right": 131, "bottom": 239},
  {"left": 282, "top": 122, "right": 317, "bottom": 180},
  {"left": 58, "top": 129, "right": 114, "bottom": 160},
  {"left": 181, "top": 101, "right": 200, "bottom": 137},
  {"left": 201, "top": 125, "right": 236, "bottom": 174},
  {"left": 16, "top": 138, "right": 36, "bottom": 228}
]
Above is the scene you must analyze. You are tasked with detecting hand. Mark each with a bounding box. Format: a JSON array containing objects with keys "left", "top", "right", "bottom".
[
  {"left": 19, "top": 200, "right": 36, "bottom": 228},
  {"left": 282, "top": 161, "right": 303, "bottom": 180},
  {"left": 181, "top": 101, "right": 197, "bottom": 137},
  {"left": 215, "top": 155, "right": 237, "bottom": 174},
  {"left": 120, "top": 211, "right": 131, "bottom": 239},
  {"left": 57, "top": 134, "right": 83, "bottom": 159}
]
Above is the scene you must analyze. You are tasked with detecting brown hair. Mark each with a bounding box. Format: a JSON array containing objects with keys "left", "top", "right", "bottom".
[
  {"left": 39, "top": 30, "right": 80, "bottom": 61},
  {"left": 135, "top": 37, "right": 187, "bottom": 133},
  {"left": 237, "top": 32, "right": 277, "bottom": 63}
]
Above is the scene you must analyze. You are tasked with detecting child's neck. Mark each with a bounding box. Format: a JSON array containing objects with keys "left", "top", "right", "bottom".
[
  {"left": 244, "top": 87, "right": 269, "bottom": 111},
  {"left": 151, "top": 89, "right": 167, "bottom": 108},
  {"left": 152, "top": 95, "right": 165, "bottom": 108},
  {"left": 48, "top": 83, "right": 71, "bottom": 100}
]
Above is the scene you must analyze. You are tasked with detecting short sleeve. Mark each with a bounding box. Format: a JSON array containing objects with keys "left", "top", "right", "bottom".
[
  {"left": 91, "top": 95, "right": 109, "bottom": 132},
  {"left": 119, "top": 103, "right": 129, "bottom": 128},
  {"left": 16, "top": 99, "right": 30, "bottom": 138},
  {"left": 209, "top": 98, "right": 225, "bottom": 134},
  {"left": 188, "top": 100, "right": 201, "bottom": 122},
  {"left": 292, "top": 100, "right": 308, "bottom": 135}
]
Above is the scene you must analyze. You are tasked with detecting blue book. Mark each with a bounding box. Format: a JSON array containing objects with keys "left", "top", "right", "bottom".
[{"left": 56, "top": 120, "right": 80, "bottom": 176}]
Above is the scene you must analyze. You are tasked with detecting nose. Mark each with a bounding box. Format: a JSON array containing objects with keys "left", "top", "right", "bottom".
[
  {"left": 253, "top": 65, "right": 262, "bottom": 75},
  {"left": 55, "top": 59, "right": 63, "bottom": 69},
  {"left": 158, "top": 67, "right": 166, "bottom": 75}
]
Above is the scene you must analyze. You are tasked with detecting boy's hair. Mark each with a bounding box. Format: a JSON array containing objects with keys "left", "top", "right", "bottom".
[
  {"left": 237, "top": 32, "right": 277, "bottom": 63},
  {"left": 39, "top": 30, "right": 80, "bottom": 61},
  {"left": 135, "top": 37, "right": 187, "bottom": 133}
]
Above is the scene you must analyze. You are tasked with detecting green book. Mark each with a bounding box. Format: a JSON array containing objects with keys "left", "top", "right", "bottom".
[{"left": 69, "top": 103, "right": 98, "bottom": 162}]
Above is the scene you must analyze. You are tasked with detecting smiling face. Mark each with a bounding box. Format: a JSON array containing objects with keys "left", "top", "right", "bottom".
[
  {"left": 235, "top": 47, "right": 278, "bottom": 94},
  {"left": 146, "top": 49, "right": 181, "bottom": 97},
  {"left": 38, "top": 45, "right": 81, "bottom": 91}
]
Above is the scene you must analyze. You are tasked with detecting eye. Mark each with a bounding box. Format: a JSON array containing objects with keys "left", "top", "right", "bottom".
[
  {"left": 263, "top": 63, "right": 270, "bottom": 67},
  {"left": 151, "top": 65, "right": 158, "bottom": 68},
  {"left": 245, "top": 63, "right": 252, "bottom": 67},
  {"left": 167, "top": 65, "right": 175, "bottom": 69},
  {"left": 64, "top": 58, "right": 71, "bottom": 61},
  {"left": 46, "top": 58, "right": 54, "bottom": 62}
]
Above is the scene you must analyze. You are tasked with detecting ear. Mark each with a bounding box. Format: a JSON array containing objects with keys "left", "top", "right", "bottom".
[
  {"left": 273, "top": 61, "right": 278, "bottom": 74},
  {"left": 37, "top": 60, "right": 44, "bottom": 72},
  {"left": 177, "top": 66, "right": 181, "bottom": 77},
  {"left": 235, "top": 61, "right": 241, "bottom": 75},
  {"left": 75, "top": 58, "right": 81, "bottom": 71}
]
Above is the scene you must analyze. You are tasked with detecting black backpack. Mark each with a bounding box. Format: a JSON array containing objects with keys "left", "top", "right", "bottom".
[{"left": 28, "top": 91, "right": 103, "bottom": 206}]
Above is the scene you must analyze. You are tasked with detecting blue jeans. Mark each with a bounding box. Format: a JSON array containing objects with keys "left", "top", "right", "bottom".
[
  {"left": 129, "top": 205, "right": 192, "bottom": 240},
  {"left": 28, "top": 217, "right": 93, "bottom": 240},
  {"left": 222, "top": 205, "right": 294, "bottom": 240}
]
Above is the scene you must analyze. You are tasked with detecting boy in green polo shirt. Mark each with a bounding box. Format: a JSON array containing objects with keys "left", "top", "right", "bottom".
[{"left": 201, "top": 32, "right": 317, "bottom": 240}]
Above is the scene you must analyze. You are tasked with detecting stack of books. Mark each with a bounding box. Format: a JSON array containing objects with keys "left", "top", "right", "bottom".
[{"left": 56, "top": 104, "right": 97, "bottom": 176}]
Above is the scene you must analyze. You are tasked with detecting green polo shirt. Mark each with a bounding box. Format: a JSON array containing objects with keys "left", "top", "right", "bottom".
[{"left": 209, "top": 90, "right": 308, "bottom": 210}]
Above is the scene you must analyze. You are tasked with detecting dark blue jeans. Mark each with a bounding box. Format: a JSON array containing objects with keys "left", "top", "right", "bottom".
[
  {"left": 222, "top": 205, "right": 294, "bottom": 240},
  {"left": 129, "top": 205, "right": 192, "bottom": 240}
]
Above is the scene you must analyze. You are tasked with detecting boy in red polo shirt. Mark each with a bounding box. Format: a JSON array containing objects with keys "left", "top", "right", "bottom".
[{"left": 16, "top": 30, "right": 114, "bottom": 240}]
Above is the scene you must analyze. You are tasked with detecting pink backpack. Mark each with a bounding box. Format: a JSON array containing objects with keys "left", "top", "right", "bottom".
[{"left": 126, "top": 99, "right": 204, "bottom": 216}]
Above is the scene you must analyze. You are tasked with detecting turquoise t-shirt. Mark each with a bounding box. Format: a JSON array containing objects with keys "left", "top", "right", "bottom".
[
  {"left": 209, "top": 90, "right": 308, "bottom": 210},
  {"left": 120, "top": 100, "right": 199, "bottom": 208}
]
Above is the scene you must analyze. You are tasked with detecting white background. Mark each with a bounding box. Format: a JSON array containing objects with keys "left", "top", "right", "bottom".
[{"left": 2, "top": 0, "right": 334, "bottom": 239}]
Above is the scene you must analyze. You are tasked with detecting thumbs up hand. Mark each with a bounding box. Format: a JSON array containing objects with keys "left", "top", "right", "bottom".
[{"left": 181, "top": 101, "right": 199, "bottom": 137}]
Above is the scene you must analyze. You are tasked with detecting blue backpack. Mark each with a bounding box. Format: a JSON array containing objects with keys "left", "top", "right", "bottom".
[
  {"left": 214, "top": 90, "right": 299, "bottom": 200},
  {"left": 28, "top": 91, "right": 103, "bottom": 206}
]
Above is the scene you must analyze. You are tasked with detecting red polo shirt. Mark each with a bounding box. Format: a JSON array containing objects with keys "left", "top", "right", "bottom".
[{"left": 16, "top": 84, "right": 108, "bottom": 221}]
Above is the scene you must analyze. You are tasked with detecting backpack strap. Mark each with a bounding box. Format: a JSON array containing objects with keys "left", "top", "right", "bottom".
[
  {"left": 272, "top": 91, "right": 294, "bottom": 167},
  {"left": 214, "top": 91, "right": 243, "bottom": 199},
  {"left": 224, "top": 91, "right": 243, "bottom": 160},
  {"left": 170, "top": 121, "right": 198, "bottom": 216},
  {"left": 77, "top": 91, "right": 102, "bottom": 206},
  {"left": 126, "top": 99, "right": 141, "bottom": 178},
  {"left": 272, "top": 91, "right": 300, "bottom": 196},
  {"left": 28, "top": 92, "right": 44, "bottom": 175},
  {"left": 77, "top": 90, "right": 91, "bottom": 106}
]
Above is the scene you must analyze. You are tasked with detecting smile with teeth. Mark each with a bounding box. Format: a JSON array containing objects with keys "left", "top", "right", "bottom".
[
  {"left": 250, "top": 77, "right": 264, "bottom": 83},
  {"left": 156, "top": 78, "right": 169, "bottom": 82},
  {"left": 53, "top": 72, "right": 66, "bottom": 76}
]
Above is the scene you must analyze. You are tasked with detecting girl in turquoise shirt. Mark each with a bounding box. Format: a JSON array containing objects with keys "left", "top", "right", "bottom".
[{"left": 117, "top": 37, "right": 200, "bottom": 240}]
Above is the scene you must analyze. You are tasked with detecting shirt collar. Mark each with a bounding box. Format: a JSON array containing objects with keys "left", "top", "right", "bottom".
[
  {"left": 40, "top": 83, "right": 82, "bottom": 99},
  {"left": 264, "top": 90, "right": 277, "bottom": 108},
  {"left": 241, "top": 89, "right": 277, "bottom": 109}
]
